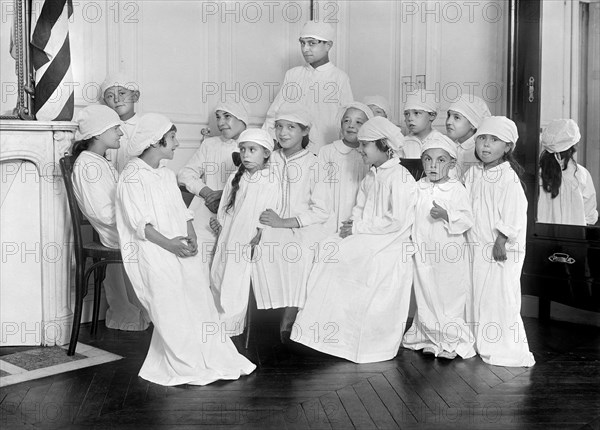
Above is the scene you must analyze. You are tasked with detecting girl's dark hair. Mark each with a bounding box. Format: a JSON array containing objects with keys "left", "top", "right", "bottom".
[
  {"left": 299, "top": 123, "right": 310, "bottom": 149},
  {"left": 72, "top": 138, "right": 95, "bottom": 159},
  {"left": 157, "top": 124, "right": 178, "bottom": 147},
  {"left": 374, "top": 138, "right": 389, "bottom": 153},
  {"left": 226, "top": 151, "right": 271, "bottom": 213},
  {"left": 540, "top": 146, "right": 576, "bottom": 198}
]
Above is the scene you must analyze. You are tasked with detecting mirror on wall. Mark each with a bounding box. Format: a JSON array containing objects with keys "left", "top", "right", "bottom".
[{"left": 536, "top": 0, "right": 599, "bottom": 228}]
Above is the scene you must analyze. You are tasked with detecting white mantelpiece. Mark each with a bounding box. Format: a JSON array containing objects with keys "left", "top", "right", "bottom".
[{"left": 1, "top": 120, "right": 76, "bottom": 346}]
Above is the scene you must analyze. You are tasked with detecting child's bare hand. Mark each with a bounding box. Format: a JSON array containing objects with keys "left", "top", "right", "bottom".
[
  {"left": 492, "top": 235, "right": 508, "bottom": 262},
  {"left": 167, "top": 236, "right": 196, "bottom": 258},
  {"left": 209, "top": 217, "right": 222, "bottom": 236},
  {"left": 430, "top": 201, "right": 449, "bottom": 222},
  {"left": 186, "top": 235, "right": 198, "bottom": 255},
  {"left": 260, "top": 209, "right": 284, "bottom": 228}
]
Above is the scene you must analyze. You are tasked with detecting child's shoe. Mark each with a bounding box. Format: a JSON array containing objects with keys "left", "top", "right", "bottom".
[
  {"left": 438, "top": 350, "right": 457, "bottom": 360},
  {"left": 422, "top": 347, "right": 436, "bottom": 356}
]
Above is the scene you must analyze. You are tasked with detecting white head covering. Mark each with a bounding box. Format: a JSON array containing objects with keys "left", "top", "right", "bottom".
[
  {"left": 128, "top": 113, "right": 174, "bottom": 157},
  {"left": 274, "top": 103, "right": 312, "bottom": 128},
  {"left": 541, "top": 119, "right": 581, "bottom": 153},
  {"left": 448, "top": 95, "right": 491, "bottom": 128},
  {"left": 357, "top": 116, "right": 405, "bottom": 152},
  {"left": 99, "top": 72, "right": 139, "bottom": 102},
  {"left": 475, "top": 116, "right": 519, "bottom": 146},
  {"left": 336, "top": 102, "right": 373, "bottom": 127},
  {"left": 421, "top": 133, "right": 458, "bottom": 159},
  {"left": 363, "top": 96, "right": 392, "bottom": 119},
  {"left": 299, "top": 21, "right": 334, "bottom": 42},
  {"left": 404, "top": 89, "right": 439, "bottom": 113},
  {"left": 238, "top": 128, "right": 274, "bottom": 152},
  {"left": 214, "top": 99, "right": 250, "bottom": 126},
  {"left": 75, "top": 105, "right": 121, "bottom": 141}
]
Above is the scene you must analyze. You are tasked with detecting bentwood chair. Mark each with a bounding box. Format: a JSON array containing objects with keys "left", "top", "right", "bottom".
[{"left": 59, "top": 154, "right": 123, "bottom": 356}]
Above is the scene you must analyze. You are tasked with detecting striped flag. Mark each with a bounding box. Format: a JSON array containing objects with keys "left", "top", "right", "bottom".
[{"left": 30, "top": 0, "right": 74, "bottom": 121}]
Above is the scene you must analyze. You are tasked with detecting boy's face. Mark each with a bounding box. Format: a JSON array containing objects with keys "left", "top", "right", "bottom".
[
  {"left": 421, "top": 148, "right": 455, "bottom": 182},
  {"left": 103, "top": 86, "right": 139, "bottom": 120},
  {"left": 404, "top": 109, "right": 435, "bottom": 137},
  {"left": 299, "top": 38, "right": 331, "bottom": 65},
  {"left": 341, "top": 108, "right": 368, "bottom": 145},
  {"left": 446, "top": 110, "right": 474, "bottom": 142},
  {"left": 216, "top": 110, "right": 246, "bottom": 140}
]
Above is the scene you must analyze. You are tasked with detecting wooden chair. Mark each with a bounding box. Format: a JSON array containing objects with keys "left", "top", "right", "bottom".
[{"left": 59, "top": 154, "right": 122, "bottom": 356}]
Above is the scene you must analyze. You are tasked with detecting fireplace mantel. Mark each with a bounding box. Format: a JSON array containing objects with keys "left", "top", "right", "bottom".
[{"left": 1, "top": 120, "right": 77, "bottom": 346}]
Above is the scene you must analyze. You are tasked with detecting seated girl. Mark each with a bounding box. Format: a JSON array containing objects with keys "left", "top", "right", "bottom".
[
  {"left": 72, "top": 105, "right": 149, "bottom": 331},
  {"left": 292, "top": 116, "right": 418, "bottom": 363},
  {"left": 116, "top": 113, "right": 255, "bottom": 386}
]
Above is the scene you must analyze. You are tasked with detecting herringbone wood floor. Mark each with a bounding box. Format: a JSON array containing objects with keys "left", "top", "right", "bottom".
[{"left": 1, "top": 313, "right": 599, "bottom": 429}]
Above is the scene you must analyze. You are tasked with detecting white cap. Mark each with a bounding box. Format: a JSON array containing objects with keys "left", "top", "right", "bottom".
[
  {"left": 299, "top": 21, "right": 334, "bottom": 42},
  {"left": 448, "top": 95, "right": 491, "bottom": 128},
  {"left": 238, "top": 128, "right": 274, "bottom": 152},
  {"left": 215, "top": 98, "right": 250, "bottom": 126},
  {"left": 336, "top": 101, "right": 374, "bottom": 126},
  {"left": 75, "top": 105, "right": 121, "bottom": 141},
  {"left": 421, "top": 133, "right": 458, "bottom": 159},
  {"left": 274, "top": 103, "right": 312, "bottom": 128},
  {"left": 129, "top": 113, "right": 174, "bottom": 157},
  {"left": 363, "top": 95, "right": 392, "bottom": 120},
  {"left": 541, "top": 119, "right": 581, "bottom": 153},
  {"left": 475, "top": 116, "right": 519, "bottom": 146},
  {"left": 404, "top": 89, "right": 439, "bottom": 113},
  {"left": 357, "top": 116, "right": 405, "bottom": 152},
  {"left": 99, "top": 72, "right": 139, "bottom": 102}
]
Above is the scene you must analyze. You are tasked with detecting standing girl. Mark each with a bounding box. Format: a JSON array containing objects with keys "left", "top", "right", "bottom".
[
  {"left": 445, "top": 94, "right": 491, "bottom": 180},
  {"left": 537, "top": 119, "right": 598, "bottom": 226},
  {"left": 116, "top": 113, "right": 255, "bottom": 386},
  {"left": 72, "top": 105, "right": 149, "bottom": 331},
  {"left": 466, "top": 116, "right": 535, "bottom": 367},
  {"left": 178, "top": 101, "right": 249, "bottom": 265},
  {"left": 253, "top": 105, "right": 329, "bottom": 341},
  {"left": 210, "top": 129, "right": 280, "bottom": 336},
  {"left": 292, "top": 116, "right": 418, "bottom": 363},
  {"left": 402, "top": 134, "right": 475, "bottom": 360},
  {"left": 317, "top": 102, "right": 372, "bottom": 233}
]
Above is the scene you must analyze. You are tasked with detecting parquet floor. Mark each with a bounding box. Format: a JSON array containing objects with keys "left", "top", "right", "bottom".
[{"left": 1, "top": 314, "right": 599, "bottom": 429}]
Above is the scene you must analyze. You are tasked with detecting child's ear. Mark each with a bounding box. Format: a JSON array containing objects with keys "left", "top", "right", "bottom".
[
  {"left": 449, "top": 158, "right": 457, "bottom": 168},
  {"left": 302, "top": 127, "right": 310, "bottom": 137},
  {"left": 132, "top": 90, "right": 140, "bottom": 103},
  {"left": 325, "top": 41, "right": 333, "bottom": 51},
  {"left": 429, "top": 112, "right": 437, "bottom": 121}
]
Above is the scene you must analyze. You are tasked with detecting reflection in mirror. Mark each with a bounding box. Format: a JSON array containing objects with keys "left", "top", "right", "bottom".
[{"left": 537, "top": 0, "right": 599, "bottom": 227}]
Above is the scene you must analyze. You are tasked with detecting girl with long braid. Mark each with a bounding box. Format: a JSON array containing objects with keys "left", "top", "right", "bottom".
[{"left": 210, "top": 129, "right": 281, "bottom": 336}]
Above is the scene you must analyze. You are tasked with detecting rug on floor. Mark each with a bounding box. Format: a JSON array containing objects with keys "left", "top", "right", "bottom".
[{"left": 0, "top": 343, "right": 122, "bottom": 387}]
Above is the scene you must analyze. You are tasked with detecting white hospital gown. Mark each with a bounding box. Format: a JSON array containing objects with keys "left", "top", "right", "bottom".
[
  {"left": 263, "top": 63, "right": 354, "bottom": 154},
  {"left": 402, "top": 177, "right": 476, "bottom": 358},
  {"left": 177, "top": 136, "right": 239, "bottom": 264},
  {"left": 210, "top": 166, "right": 281, "bottom": 336},
  {"left": 537, "top": 160, "right": 598, "bottom": 226},
  {"left": 466, "top": 162, "right": 535, "bottom": 367},
  {"left": 292, "top": 158, "right": 418, "bottom": 363},
  {"left": 252, "top": 149, "right": 329, "bottom": 309},
  {"left": 106, "top": 113, "right": 139, "bottom": 173},
  {"left": 72, "top": 151, "right": 148, "bottom": 331},
  {"left": 317, "top": 140, "right": 370, "bottom": 233},
  {"left": 116, "top": 158, "right": 256, "bottom": 386}
]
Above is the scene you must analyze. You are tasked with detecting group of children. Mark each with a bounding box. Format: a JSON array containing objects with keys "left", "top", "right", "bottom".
[{"left": 68, "top": 20, "right": 598, "bottom": 387}]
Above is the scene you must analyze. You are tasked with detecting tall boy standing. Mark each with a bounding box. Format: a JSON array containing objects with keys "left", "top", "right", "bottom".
[{"left": 263, "top": 21, "right": 354, "bottom": 154}]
